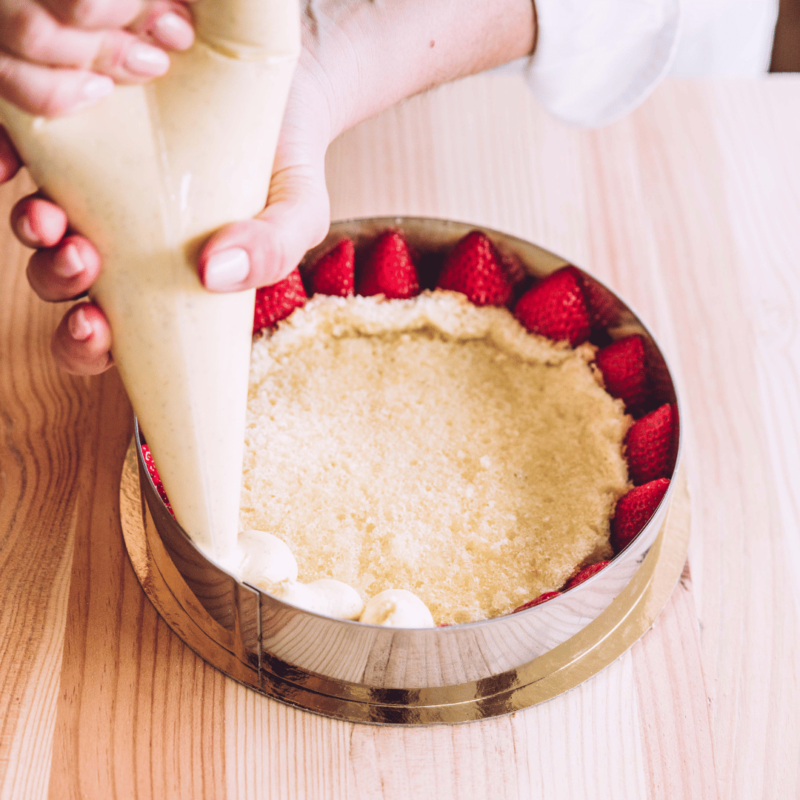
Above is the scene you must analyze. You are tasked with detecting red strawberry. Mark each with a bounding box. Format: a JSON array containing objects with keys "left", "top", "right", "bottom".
[
  {"left": 497, "top": 246, "right": 528, "bottom": 292},
  {"left": 513, "top": 591, "right": 561, "bottom": 613},
  {"left": 611, "top": 478, "right": 670, "bottom": 552},
  {"left": 596, "top": 334, "right": 650, "bottom": 414},
  {"left": 436, "top": 230, "right": 513, "bottom": 306},
  {"left": 357, "top": 230, "right": 420, "bottom": 299},
  {"left": 565, "top": 561, "right": 610, "bottom": 591},
  {"left": 307, "top": 238, "right": 355, "bottom": 297},
  {"left": 141, "top": 443, "right": 174, "bottom": 515},
  {"left": 514, "top": 266, "right": 591, "bottom": 346},
  {"left": 253, "top": 268, "right": 307, "bottom": 335},
  {"left": 625, "top": 403, "right": 677, "bottom": 484},
  {"left": 580, "top": 273, "right": 620, "bottom": 333}
]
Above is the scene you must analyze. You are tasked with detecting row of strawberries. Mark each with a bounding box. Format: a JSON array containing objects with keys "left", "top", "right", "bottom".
[
  {"left": 278, "top": 229, "right": 676, "bottom": 613},
  {"left": 146, "top": 228, "right": 677, "bottom": 615}
]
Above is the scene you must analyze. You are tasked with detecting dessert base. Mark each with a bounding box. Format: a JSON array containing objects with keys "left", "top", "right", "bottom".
[{"left": 120, "top": 439, "right": 689, "bottom": 725}]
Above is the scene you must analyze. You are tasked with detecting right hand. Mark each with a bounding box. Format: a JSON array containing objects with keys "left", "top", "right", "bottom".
[
  {"left": 0, "top": 0, "right": 194, "bottom": 116},
  {"left": 2, "top": 0, "right": 536, "bottom": 376}
]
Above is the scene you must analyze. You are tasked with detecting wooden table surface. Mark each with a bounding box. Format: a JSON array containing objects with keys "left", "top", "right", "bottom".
[{"left": 2, "top": 74, "right": 799, "bottom": 799}]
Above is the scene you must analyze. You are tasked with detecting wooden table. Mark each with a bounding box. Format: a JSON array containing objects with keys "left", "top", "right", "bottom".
[{"left": 2, "top": 74, "right": 799, "bottom": 799}]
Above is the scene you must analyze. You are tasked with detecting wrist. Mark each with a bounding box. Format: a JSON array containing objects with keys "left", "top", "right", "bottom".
[{"left": 301, "top": 0, "right": 536, "bottom": 141}]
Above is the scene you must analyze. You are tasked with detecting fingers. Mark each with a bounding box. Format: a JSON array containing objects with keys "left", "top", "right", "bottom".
[
  {"left": 0, "top": 55, "right": 113, "bottom": 115},
  {"left": 51, "top": 302, "right": 113, "bottom": 375},
  {"left": 127, "top": 2, "right": 194, "bottom": 50},
  {"left": 37, "top": 0, "right": 144, "bottom": 29},
  {"left": 26, "top": 234, "right": 101, "bottom": 301},
  {"left": 13, "top": 194, "right": 102, "bottom": 303},
  {"left": 0, "top": 1, "right": 194, "bottom": 115},
  {"left": 0, "top": 23, "right": 170, "bottom": 78},
  {"left": 199, "top": 161, "right": 331, "bottom": 292},
  {"left": 0, "top": 127, "right": 22, "bottom": 183},
  {"left": 37, "top": 0, "right": 192, "bottom": 33},
  {"left": 11, "top": 190, "right": 108, "bottom": 374},
  {"left": 11, "top": 193, "right": 68, "bottom": 247}
]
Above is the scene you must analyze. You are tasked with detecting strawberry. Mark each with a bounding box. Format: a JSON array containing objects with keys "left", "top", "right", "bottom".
[
  {"left": 611, "top": 478, "right": 670, "bottom": 552},
  {"left": 514, "top": 266, "right": 591, "bottom": 346},
  {"left": 306, "top": 238, "right": 355, "bottom": 297},
  {"left": 513, "top": 591, "right": 561, "bottom": 613},
  {"left": 580, "top": 274, "right": 620, "bottom": 333},
  {"left": 625, "top": 403, "right": 677, "bottom": 484},
  {"left": 253, "top": 268, "right": 307, "bottom": 335},
  {"left": 436, "top": 230, "right": 513, "bottom": 306},
  {"left": 565, "top": 561, "right": 610, "bottom": 591},
  {"left": 497, "top": 246, "right": 528, "bottom": 293},
  {"left": 357, "top": 230, "right": 420, "bottom": 299},
  {"left": 141, "top": 443, "right": 174, "bottom": 515},
  {"left": 596, "top": 334, "right": 650, "bottom": 414}
]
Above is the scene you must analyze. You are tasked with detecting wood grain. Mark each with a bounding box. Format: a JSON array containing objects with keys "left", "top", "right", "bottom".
[
  {"left": 0, "top": 172, "right": 86, "bottom": 800},
  {"left": 2, "top": 74, "right": 799, "bottom": 798},
  {"left": 629, "top": 81, "right": 800, "bottom": 800}
]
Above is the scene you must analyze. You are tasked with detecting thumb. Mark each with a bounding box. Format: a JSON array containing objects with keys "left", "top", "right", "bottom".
[{"left": 199, "top": 156, "right": 330, "bottom": 292}]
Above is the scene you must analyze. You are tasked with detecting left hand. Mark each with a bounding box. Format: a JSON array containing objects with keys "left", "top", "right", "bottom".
[{"left": 0, "top": 0, "right": 195, "bottom": 116}]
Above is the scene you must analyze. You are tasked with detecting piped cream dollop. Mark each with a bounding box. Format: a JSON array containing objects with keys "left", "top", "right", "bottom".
[
  {"left": 271, "top": 578, "right": 364, "bottom": 620},
  {"left": 239, "top": 528, "right": 298, "bottom": 589},
  {"left": 360, "top": 589, "right": 435, "bottom": 628}
]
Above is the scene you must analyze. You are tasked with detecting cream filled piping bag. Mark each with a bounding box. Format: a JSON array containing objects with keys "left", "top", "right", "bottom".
[{"left": 0, "top": 0, "right": 301, "bottom": 567}]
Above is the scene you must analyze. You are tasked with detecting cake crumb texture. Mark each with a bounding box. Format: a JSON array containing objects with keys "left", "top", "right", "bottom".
[{"left": 241, "top": 293, "right": 630, "bottom": 623}]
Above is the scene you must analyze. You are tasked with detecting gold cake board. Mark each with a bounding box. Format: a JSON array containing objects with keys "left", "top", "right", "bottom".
[{"left": 119, "top": 441, "right": 690, "bottom": 724}]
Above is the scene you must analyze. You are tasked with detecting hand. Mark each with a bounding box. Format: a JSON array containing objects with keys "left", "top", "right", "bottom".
[
  {"left": 0, "top": 0, "right": 194, "bottom": 116},
  {"left": 4, "top": 0, "right": 536, "bottom": 375}
]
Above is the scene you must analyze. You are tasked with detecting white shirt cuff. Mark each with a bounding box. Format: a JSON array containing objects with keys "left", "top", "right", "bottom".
[{"left": 525, "top": 0, "right": 681, "bottom": 127}]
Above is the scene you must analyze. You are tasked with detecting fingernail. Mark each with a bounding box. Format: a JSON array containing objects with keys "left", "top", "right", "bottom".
[
  {"left": 20, "top": 215, "right": 37, "bottom": 244},
  {"left": 69, "top": 307, "right": 93, "bottom": 341},
  {"left": 125, "top": 43, "right": 170, "bottom": 76},
  {"left": 79, "top": 76, "right": 114, "bottom": 106},
  {"left": 204, "top": 248, "right": 250, "bottom": 290},
  {"left": 55, "top": 243, "right": 84, "bottom": 279},
  {"left": 154, "top": 12, "right": 195, "bottom": 50}
]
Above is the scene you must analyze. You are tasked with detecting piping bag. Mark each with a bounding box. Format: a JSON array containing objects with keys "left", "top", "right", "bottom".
[{"left": 0, "top": 0, "right": 300, "bottom": 570}]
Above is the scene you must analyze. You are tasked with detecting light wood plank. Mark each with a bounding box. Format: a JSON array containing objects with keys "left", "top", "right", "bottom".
[
  {"left": 633, "top": 565, "right": 718, "bottom": 800},
  {"left": 0, "top": 173, "right": 86, "bottom": 800},
  {"left": 628, "top": 79, "right": 800, "bottom": 800},
  {"left": 47, "top": 372, "right": 234, "bottom": 800}
]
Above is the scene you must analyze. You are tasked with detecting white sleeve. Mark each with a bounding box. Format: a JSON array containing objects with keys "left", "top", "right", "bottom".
[
  {"left": 670, "top": 0, "right": 778, "bottom": 77},
  {"left": 522, "top": 0, "right": 780, "bottom": 128},
  {"left": 524, "top": 0, "right": 681, "bottom": 127}
]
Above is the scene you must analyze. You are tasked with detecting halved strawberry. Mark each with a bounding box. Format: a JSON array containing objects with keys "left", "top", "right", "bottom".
[
  {"left": 436, "top": 230, "right": 513, "bottom": 306},
  {"left": 625, "top": 403, "right": 677, "bottom": 484},
  {"left": 514, "top": 266, "right": 591, "bottom": 346},
  {"left": 512, "top": 591, "right": 561, "bottom": 613},
  {"left": 357, "top": 230, "right": 420, "bottom": 299},
  {"left": 596, "top": 334, "right": 650, "bottom": 414},
  {"left": 306, "top": 238, "right": 354, "bottom": 297},
  {"left": 611, "top": 478, "right": 670, "bottom": 552},
  {"left": 565, "top": 561, "right": 610, "bottom": 590},
  {"left": 253, "top": 268, "right": 307, "bottom": 335},
  {"left": 141, "top": 443, "right": 174, "bottom": 515}
]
